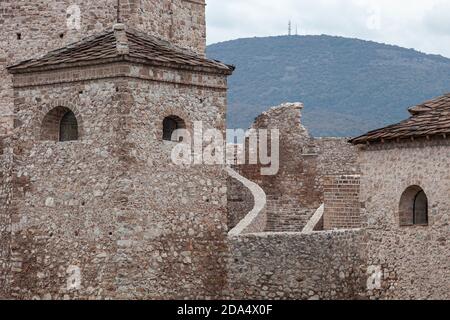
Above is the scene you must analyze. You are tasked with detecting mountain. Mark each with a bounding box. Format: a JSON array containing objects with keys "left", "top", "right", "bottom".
[{"left": 206, "top": 35, "right": 450, "bottom": 137}]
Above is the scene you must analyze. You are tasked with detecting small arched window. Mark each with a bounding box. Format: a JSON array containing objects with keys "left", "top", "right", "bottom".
[
  {"left": 41, "top": 107, "right": 79, "bottom": 142},
  {"left": 163, "top": 115, "right": 186, "bottom": 142},
  {"left": 399, "top": 186, "right": 429, "bottom": 226}
]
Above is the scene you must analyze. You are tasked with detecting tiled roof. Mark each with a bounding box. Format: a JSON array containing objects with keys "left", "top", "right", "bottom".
[
  {"left": 350, "top": 93, "right": 450, "bottom": 145},
  {"left": 8, "top": 24, "right": 234, "bottom": 75}
]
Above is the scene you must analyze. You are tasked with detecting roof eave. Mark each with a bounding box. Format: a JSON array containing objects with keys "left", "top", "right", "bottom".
[
  {"left": 7, "top": 56, "right": 127, "bottom": 74},
  {"left": 350, "top": 133, "right": 449, "bottom": 146},
  {"left": 7, "top": 55, "right": 234, "bottom": 76}
]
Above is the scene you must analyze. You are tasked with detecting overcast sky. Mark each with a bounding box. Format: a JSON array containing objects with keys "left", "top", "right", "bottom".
[{"left": 206, "top": 0, "right": 450, "bottom": 57}]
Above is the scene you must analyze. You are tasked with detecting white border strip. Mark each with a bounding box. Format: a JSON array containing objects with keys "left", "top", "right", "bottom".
[{"left": 302, "top": 204, "right": 324, "bottom": 234}]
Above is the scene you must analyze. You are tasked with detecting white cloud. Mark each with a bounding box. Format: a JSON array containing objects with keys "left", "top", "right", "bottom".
[{"left": 206, "top": 0, "right": 450, "bottom": 57}]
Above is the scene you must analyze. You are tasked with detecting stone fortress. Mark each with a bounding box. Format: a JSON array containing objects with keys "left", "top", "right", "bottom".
[{"left": 0, "top": 0, "right": 448, "bottom": 300}]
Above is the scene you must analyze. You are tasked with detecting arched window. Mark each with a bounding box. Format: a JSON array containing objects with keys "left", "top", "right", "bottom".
[
  {"left": 41, "top": 107, "right": 79, "bottom": 142},
  {"left": 163, "top": 115, "right": 186, "bottom": 142},
  {"left": 399, "top": 186, "right": 429, "bottom": 226}
]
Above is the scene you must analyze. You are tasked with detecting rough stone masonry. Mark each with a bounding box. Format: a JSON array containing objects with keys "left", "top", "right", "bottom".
[
  {"left": 0, "top": 0, "right": 207, "bottom": 135},
  {"left": 0, "top": 1, "right": 448, "bottom": 300}
]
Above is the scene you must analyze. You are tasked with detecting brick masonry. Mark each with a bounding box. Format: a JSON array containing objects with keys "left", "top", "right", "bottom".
[{"left": 323, "top": 175, "right": 361, "bottom": 230}]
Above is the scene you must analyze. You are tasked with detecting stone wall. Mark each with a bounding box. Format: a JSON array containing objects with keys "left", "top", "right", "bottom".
[
  {"left": 227, "top": 173, "right": 254, "bottom": 231},
  {"left": 359, "top": 139, "right": 450, "bottom": 299},
  {"left": 323, "top": 175, "right": 361, "bottom": 230},
  {"left": 316, "top": 138, "right": 360, "bottom": 176},
  {"left": 0, "top": 0, "right": 206, "bottom": 134},
  {"left": 227, "top": 230, "right": 366, "bottom": 300},
  {"left": 0, "top": 58, "right": 13, "bottom": 135},
  {"left": 0, "top": 136, "right": 13, "bottom": 298},
  {"left": 111, "top": 74, "right": 228, "bottom": 300},
  {"left": 6, "top": 58, "right": 229, "bottom": 299},
  {"left": 237, "top": 103, "right": 322, "bottom": 232},
  {"left": 136, "top": 0, "right": 206, "bottom": 54}
]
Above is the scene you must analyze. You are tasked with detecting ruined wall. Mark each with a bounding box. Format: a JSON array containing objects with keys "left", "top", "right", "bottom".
[
  {"left": 237, "top": 103, "right": 322, "bottom": 232},
  {"left": 236, "top": 104, "right": 359, "bottom": 232},
  {"left": 323, "top": 175, "right": 361, "bottom": 230},
  {"left": 7, "top": 60, "right": 229, "bottom": 299},
  {"left": 0, "top": 0, "right": 206, "bottom": 134},
  {"left": 227, "top": 230, "right": 366, "bottom": 300},
  {"left": 359, "top": 139, "right": 450, "bottom": 300}
]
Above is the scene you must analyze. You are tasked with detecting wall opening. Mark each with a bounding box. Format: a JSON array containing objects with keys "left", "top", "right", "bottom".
[
  {"left": 60, "top": 111, "right": 78, "bottom": 142},
  {"left": 399, "top": 186, "right": 428, "bottom": 226},
  {"left": 41, "top": 107, "right": 79, "bottom": 142},
  {"left": 163, "top": 115, "right": 186, "bottom": 142}
]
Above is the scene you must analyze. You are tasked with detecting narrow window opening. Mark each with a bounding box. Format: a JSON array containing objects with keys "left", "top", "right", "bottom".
[
  {"left": 41, "top": 107, "right": 79, "bottom": 142},
  {"left": 163, "top": 115, "right": 186, "bottom": 142},
  {"left": 413, "top": 190, "right": 428, "bottom": 225},
  {"left": 59, "top": 111, "right": 78, "bottom": 142}
]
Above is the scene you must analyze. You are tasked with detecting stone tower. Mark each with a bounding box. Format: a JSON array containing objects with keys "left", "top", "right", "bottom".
[
  {"left": 0, "top": 0, "right": 207, "bottom": 134},
  {"left": 0, "top": 0, "right": 234, "bottom": 299}
]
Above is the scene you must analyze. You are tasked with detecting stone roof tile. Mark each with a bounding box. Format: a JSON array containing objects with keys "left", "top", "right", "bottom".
[
  {"left": 8, "top": 24, "right": 234, "bottom": 75},
  {"left": 350, "top": 93, "right": 450, "bottom": 144}
]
